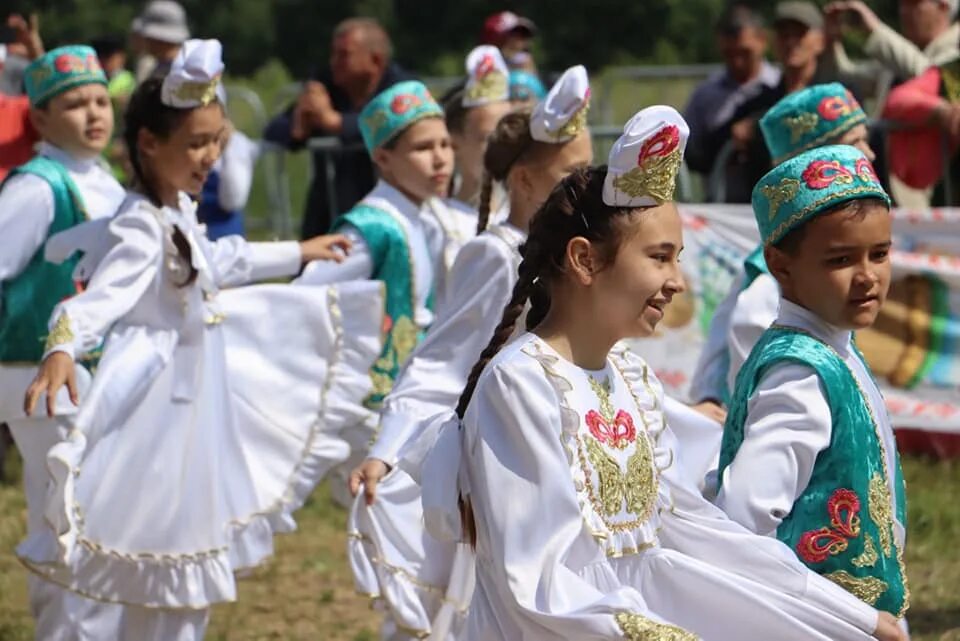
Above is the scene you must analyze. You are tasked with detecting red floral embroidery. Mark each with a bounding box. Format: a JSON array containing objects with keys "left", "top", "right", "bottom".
[
  {"left": 390, "top": 94, "right": 421, "bottom": 115},
  {"left": 54, "top": 54, "right": 79, "bottom": 73},
  {"left": 797, "top": 488, "right": 862, "bottom": 564},
  {"left": 817, "top": 91, "right": 862, "bottom": 121},
  {"left": 586, "top": 409, "right": 637, "bottom": 449},
  {"left": 855, "top": 158, "right": 879, "bottom": 183},
  {"left": 637, "top": 125, "right": 680, "bottom": 166},
  {"left": 476, "top": 53, "right": 495, "bottom": 77},
  {"left": 381, "top": 315, "right": 393, "bottom": 334},
  {"left": 802, "top": 159, "right": 854, "bottom": 189}
]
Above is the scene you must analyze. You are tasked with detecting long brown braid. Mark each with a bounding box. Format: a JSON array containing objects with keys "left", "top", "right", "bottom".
[{"left": 456, "top": 165, "right": 645, "bottom": 544}]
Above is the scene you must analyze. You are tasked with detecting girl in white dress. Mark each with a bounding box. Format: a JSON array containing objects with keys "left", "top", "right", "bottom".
[
  {"left": 416, "top": 106, "right": 905, "bottom": 641},
  {"left": 20, "top": 39, "right": 382, "bottom": 640},
  {"left": 347, "top": 66, "right": 594, "bottom": 640}
]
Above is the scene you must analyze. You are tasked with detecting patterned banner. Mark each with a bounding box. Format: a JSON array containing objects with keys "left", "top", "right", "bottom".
[{"left": 628, "top": 205, "right": 960, "bottom": 433}]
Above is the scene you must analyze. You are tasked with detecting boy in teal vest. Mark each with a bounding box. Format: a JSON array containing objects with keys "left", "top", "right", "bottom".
[
  {"left": 716, "top": 145, "right": 909, "bottom": 621},
  {"left": 293, "top": 80, "right": 454, "bottom": 505},
  {"left": 0, "top": 45, "right": 126, "bottom": 639},
  {"left": 690, "top": 83, "right": 873, "bottom": 409}
]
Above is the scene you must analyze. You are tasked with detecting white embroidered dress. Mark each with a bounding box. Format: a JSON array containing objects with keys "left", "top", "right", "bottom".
[
  {"left": 452, "top": 334, "right": 882, "bottom": 641},
  {"left": 18, "top": 192, "right": 381, "bottom": 609}
]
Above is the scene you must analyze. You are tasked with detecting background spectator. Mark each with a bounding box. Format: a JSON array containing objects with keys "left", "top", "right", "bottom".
[
  {"left": 198, "top": 125, "right": 260, "bottom": 240},
  {"left": 264, "top": 18, "right": 414, "bottom": 239},
  {"left": 481, "top": 11, "right": 538, "bottom": 73},
  {"left": 0, "top": 14, "right": 42, "bottom": 182},
  {"left": 131, "top": 0, "right": 189, "bottom": 81},
  {"left": 684, "top": 4, "right": 780, "bottom": 202}
]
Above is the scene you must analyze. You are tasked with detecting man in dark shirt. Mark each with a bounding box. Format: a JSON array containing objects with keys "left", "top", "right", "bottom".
[{"left": 264, "top": 18, "right": 415, "bottom": 238}]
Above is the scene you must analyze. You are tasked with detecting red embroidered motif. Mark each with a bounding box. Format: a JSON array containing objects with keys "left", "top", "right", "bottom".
[
  {"left": 390, "top": 94, "right": 421, "bottom": 115},
  {"left": 476, "top": 54, "right": 495, "bottom": 77},
  {"left": 637, "top": 125, "right": 680, "bottom": 166},
  {"left": 802, "top": 159, "right": 855, "bottom": 189},
  {"left": 54, "top": 54, "right": 80, "bottom": 73},
  {"left": 797, "top": 488, "right": 862, "bottom": 564},
  {"left": 818, "top": 96, "right": 852, "bottom": 121},
  {"left": 586, "top": 409, "right": 637, "bottom": 450},
  {"left": 855, "top": 158, "right": 879, "bottom": 183}
]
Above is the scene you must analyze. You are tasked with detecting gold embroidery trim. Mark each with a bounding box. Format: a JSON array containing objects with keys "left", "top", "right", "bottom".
[
  {"left": 615, "top": 612, "right": 699, "bottom": 641},
  {"left": 589, "top": 376, "right": 616, "bottom": 424},
  {"left": 554, "top": 98, "right": 590, "bottom": 140},
  {"left": 172, "top": 77, "right": 220, "bottom": 106},
  {"left": 611, "top": 147, "right": 682, "bottom": 204},
  {"left": 852, "top": 533, "right": 879, "bottom": 568},
  {"left": 868, "top": 472, "right": 895, "bottom": 557},
  {"left": 783, "top": 112, "right": 819, "bottom": 143},
  {"left": 825, "top": 570, "right": 888, "bottom": 606},
  {"left": 465, "top": 71, "right": 508, "bottom": 103},
  {"left": 760, "top": 178, "right": 801, "bottom": 222},
  {"left": 764, "top": 184, "right": 884, "bottom": 246},
  {"left": 44, "top": 312, "right": 75, "bottom": 352}
]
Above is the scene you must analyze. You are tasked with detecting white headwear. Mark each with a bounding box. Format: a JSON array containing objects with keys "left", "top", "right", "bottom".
[
  {"left": 602, "top": 105, "right": 689, "bottom": 208},
  {"left": 161, "top": 39, "right": 225, "bottom": 109},
  {"left": 530, "top": 65, "right": 590, "bottom": 143},
  {"left": 462, "top": 45, "right": 510, "bottom": 108}
]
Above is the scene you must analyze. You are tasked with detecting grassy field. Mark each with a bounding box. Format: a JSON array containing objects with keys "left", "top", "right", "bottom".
[{"left": 1, "top": 447, "right": 958, "bottom": 640}]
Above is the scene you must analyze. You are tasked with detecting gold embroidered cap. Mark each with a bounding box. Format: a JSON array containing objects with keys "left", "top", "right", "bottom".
[
  {"left": 603, "top": 105, "right": 689, "bottom": 208},
  {"left": 462, "top": 45, "right": 510, "bottom": 107},
  {"left": 160, "top": 39, "right": 225, "bottom": 109},
  {"left": 530, "top": 65, "right": 590, "bottom": 143}
]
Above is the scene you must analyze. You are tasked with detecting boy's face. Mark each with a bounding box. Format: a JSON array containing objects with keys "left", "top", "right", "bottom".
[
  {"left": 835, "top": 124, "right": 875, "bottom": 162},
  {"left": 374, "top": 117, "right": 454, "bottom": 204},
  {"left": 767, "top": 201, "right": 893, "bottom": 330},
  {"left": 32, "top": 83, "right": 113, "bottom": 158}
]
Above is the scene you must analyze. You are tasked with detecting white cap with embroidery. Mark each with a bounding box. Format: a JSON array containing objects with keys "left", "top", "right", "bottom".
[
  {"left": 529, "top": 65, "right": 590, "bottom": 143},
  {"left": 462, "top": 45, "right": 510, "bottom": 108},
  {"left": 161, "top": 38, "right": 226, "bottom": 109},
  {"left": 603, "top": 105, "right": 689, "bottom": 208}
]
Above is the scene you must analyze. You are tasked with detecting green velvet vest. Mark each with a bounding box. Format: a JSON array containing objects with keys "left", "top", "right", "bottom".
[
  {"left": 333, "top": 204, "right": 433, "bottom": 409},
  {"left": 0, "top": 157, "right": 85, "bottom": 363},
  {"left": 719, "top": 327, "right": 909, "bottom": 615}
]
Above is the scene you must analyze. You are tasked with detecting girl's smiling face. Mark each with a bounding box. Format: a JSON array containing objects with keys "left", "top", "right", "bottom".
[{"left": 138, "top": 102, "right": 226, "bottom": 198}]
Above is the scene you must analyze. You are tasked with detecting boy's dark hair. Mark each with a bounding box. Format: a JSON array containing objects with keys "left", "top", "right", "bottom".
[
  {"left": 716, "top": 3, "right": 766, "bottom": 38},
  {"left": 773, "top": 197, "right": 889, "bottom": 255},
  {"left": 91, "top": 35, "right": 126, "bottom": 60}
]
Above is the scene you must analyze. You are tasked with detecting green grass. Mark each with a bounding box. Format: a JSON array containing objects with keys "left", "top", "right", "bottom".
[{"left": 1, "top": 445, "right": 958, "bottom": 640}]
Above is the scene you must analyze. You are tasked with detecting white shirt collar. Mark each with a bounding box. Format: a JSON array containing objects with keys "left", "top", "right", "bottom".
[
  {"left": 367, "top": 179, "right": 423, "bottom": 222},
  {"left": 776, "top": 298, "right": 852, "bottom": 354},
  {"left": 38, "top": 141, "right": 99, "bottom": 173}
]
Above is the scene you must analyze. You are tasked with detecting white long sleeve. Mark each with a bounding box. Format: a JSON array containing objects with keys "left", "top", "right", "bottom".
[
  {"left": 216, "top": 131, "right": 259, "bottom": 211},
  {"left": 204, "top": 234, "right": 302, "bottom": 287},
  {"left": 726, "top": 272, "right": 779, "bottom": 392},
  {"left": 462, "top": 347, "right": 686, "bottom": 640},
  {"left": 0, "top": 174, "right": 54, "bottom": 314},
  {"left": 295, "top": 225, "right": 373, "bottom": 285},
  {"left": 688, "top": 271, "right": 746, "bottom": 404},
  {"left": 370, "top": 229, "right": 521, "bottom": 464},
  {"left": 715, "top": 363, "right": 832, "bottom": 536}
]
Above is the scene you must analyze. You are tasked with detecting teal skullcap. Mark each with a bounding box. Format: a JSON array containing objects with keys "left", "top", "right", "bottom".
[
  {"left": 509, "top": 70, "right": 546, "bottom": 102},
  {"left": 759, "top": 82, "right": 867, "bottom": 163},
  {"left": 24, "top": 45, "right": 107, "bottom": 107},
  {"left": 752, "top": 144, "right": 891, "bottom": 247},
  {"left": 359, "top": 81, "right": 445, "bottom": 153}
]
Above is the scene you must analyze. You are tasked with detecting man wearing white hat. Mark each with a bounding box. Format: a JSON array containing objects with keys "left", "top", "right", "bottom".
[{"left": 131, "top": 0, "right": 190, "bottom": 81}]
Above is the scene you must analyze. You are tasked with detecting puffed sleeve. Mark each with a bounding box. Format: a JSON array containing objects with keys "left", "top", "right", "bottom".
[
  {"left": 203, "top": 235, "right": 303, "bottom": 287},
  {"left": 295, "top": 225, "right": 374, "bottom": 286},
  {"left": 370, "top": 236, "right": 515, "bottom": 464},
  {"left": 43, "top": 206, "right": 163, "bottom": 360},
  {"left": 463, "top": 354, "right": 697, "bottom": 640}
]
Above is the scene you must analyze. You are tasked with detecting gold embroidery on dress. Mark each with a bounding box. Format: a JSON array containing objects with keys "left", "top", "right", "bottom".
[
  {"left": 172, "top": 77, "right": 220, "bottom": 106},
  {"left": 583, "top": 422, "right": 657, "bottom": 519},
  {"left": 611, "top": 147, "right": 682, "bottom": 204},
  {"left": 588, "top": 376, "right": 616, "bottom": 426},
  {"left": 868, "top": 472, "right": 895, "bottom": 557},
  {"left": 586, "top": 438, "right": 626, "bottom": 516},
  {"left": 825, "top": 570, "right": 888, "bottom": 606},
  {"left": 760, "top": 178, "right": 801, "bottom": 221},
  {"left": 464, "top": 71, "right": 508, "bottom": 104},
  {"left": 783, "top": 112, "right": 819, "bottom": 143},
  {"left": 852, "top": 534, "right": 879, "bottom": 568},
  {"left": 615, "top": 612, "right": 699, "bottom": 641},
  {"left": 44, "top": 313, "right": 74, "bottom": 352},
  {"left": 368, "top": 315, "right": 419, "bottom": 402}
]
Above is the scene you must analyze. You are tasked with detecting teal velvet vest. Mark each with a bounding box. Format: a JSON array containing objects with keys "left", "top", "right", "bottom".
[
  {"left": 718, "top": 327, "right": 908, "bottom": 615},
  {"left": 333, "top": 204, "right": 433, "bottom": 409},
  {"left": 0, "top": 157, "right": 85, "bottom": 363}
]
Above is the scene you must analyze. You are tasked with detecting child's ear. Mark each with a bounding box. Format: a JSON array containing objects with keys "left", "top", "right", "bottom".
[
  {"left": 566, "top": 237, "right": 596, "bottom": 285},
  {"left": 28, "top": 108, "right": 48, "bottom": 136},
  {"left": 137, "top": 127, "right": 160, "bottom": 159},
  {"left": 372, "top": 147, "right": 390, "bottom": 172},
  {"left": 764, "top": 245, "right": 792, "bottom": 286}
]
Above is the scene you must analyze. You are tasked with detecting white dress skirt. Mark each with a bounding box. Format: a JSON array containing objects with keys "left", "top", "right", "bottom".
[
  {"left": 420, "top": 334, "right": 883, "bottom": 641},
  {"left": 17, "top": 193, "right": 382, "bottom": 611}
]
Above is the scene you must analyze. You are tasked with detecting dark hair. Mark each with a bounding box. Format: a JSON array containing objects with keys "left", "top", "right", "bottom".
[
  {"left": 123, "top": 77, "right": 206, "bottom": 286},
  {"left": 91, "top": 35, "right": 126, "bottom": 60},
  {"left": 476, "top": 110, "right": 557, "bottom": 234},
  {"left": 716, "top": 4, "right": 766, "bottom": 37},
  {"left": 773, "top": 197, "right": 888, "bottom": 255},
  {"left": 442, "top": 87, "right": 470, "bottom": 135}
]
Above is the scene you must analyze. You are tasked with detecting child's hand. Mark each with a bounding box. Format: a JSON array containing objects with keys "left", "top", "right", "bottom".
[
  {"left": 299, "top": 234, "right": 352, "bottom": 263},
  {"left": 7, "top": 13, "right": 44, "bottom": 60},
  {"left": 690, "top": 400, "right": 727, "bottom": 424},
  {"left": 349, "top": 458, "right": 391, "bottom": 505},
  {"left": 24, "top": 351, "right": 78, "bottom": 418},
  {"left": 872, "top": 612, "right": 906, "bottom": 641}
]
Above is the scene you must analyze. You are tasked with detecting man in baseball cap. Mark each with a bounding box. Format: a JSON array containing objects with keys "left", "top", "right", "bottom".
[{"left": 481, "top": 11, "right": 537, "bottom": 72}]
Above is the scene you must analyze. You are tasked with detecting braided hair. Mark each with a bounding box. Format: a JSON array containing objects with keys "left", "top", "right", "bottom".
[{"left": 475, "top": 110, "right": 543, "bottom": 234}]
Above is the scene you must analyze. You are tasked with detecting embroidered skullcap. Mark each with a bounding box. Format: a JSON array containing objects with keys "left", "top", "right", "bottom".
[
  {"left": 359, "top": 80, "right": 445, "bottom": 153},
  {"left": 462, "top": 46, "right": 510, "bottom": 108},
  {"left": 509, "top": 69, "right": 546, "bottom": 102},
  {"left": 24, "top": 45, "right": 107, "bottom": 107},
  {"left": 602, "top": 105, "right": 689, "bottom": 208},
  {"left": 161, "top": 39, "right": 225, "bottom": 109},
  {"left": 530, "top": 65, "right": 590, "bottom": 143},
  {"left": 760, "top": 82, "right": 867, "bottom": 163},
  {"left": 753, "top": 144, "right": 890, "bottom": 246}
]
